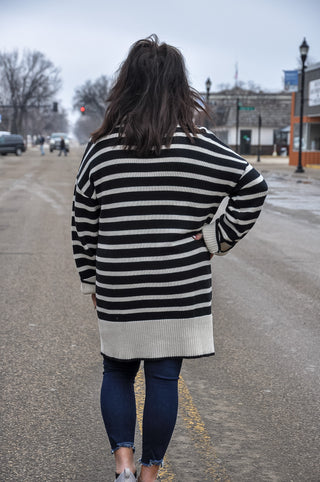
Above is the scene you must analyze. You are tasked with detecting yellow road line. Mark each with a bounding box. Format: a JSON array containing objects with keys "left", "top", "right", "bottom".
[
  {"left": 306, "top": 164, "right": 320, "bottom": 169},
  {"left": 179, "top": 376, "right": 231, "bottom": 481},
  {"left": 135, "top": 370, "right": 230, "bottom": 481}
]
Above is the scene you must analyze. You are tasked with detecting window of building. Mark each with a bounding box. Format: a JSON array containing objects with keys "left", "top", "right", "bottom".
[
  {"left": 293, "top": 123, "right": 320, "bottom": 150},
  {"left": 274, "top": 129, "right": 289, "bottom": 147},
  {"left": 309, "top": 123, "right": 320, "bottom": 150},
  {"left": 293, "top": 123, "right": 306, "bottom": 150}
]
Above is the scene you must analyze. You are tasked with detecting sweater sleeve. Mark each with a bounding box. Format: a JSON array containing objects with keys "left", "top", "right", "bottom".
[
  {"left": 202, "top": 162, "right": 268, "bottom": 255},
  {"left": 71, "top": 178, "right": 100, "bottom": 294}
]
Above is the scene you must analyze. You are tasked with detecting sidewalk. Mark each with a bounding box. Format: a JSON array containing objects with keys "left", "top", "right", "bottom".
[{"left": 245, "top": 155, "right": 320, "bottom": 181}]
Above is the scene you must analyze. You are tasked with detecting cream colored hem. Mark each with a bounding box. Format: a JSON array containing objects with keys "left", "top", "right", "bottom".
[
  {"left": 202, "top": 223, "right": 219, "bottom": 254},
  {"left": 81, "top": 282, "right": 96, "bottom": 294},
  {"left": 98, "top": 316, "right": 214, "bottom": 360}
]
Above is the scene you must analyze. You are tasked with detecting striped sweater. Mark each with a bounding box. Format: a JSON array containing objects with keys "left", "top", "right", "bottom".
[{"left": 72, "top": 127, "right": 268, "bottom": 360}]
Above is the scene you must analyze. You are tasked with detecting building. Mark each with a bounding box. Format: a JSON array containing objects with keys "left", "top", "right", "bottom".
[
  {"left": 201, "top": 87, "right": 292, "bottom": 156},
  {"left": 289, "top": 63, "right": 320, "bottom": 166}
]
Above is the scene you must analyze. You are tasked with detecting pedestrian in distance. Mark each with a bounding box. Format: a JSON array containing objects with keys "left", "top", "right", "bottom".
[
  {"left": 71, "top": 34, "right": 268, "bottom": 482},
  {"left": 58, "top": 136, "right": 67, "bottom": 156},
  {"left": 39, "top": 135, "right": 45, "bottom": 155}
]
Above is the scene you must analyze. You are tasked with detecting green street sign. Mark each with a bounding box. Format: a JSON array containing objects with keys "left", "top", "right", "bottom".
[{"left": 239, "top": 106, "right": 255, "bottom": 111}]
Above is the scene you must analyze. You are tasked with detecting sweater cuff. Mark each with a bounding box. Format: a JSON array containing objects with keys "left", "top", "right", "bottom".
[
  {"left": 81, "top": 282, "right": 96, "bottom": 294},
  {"left": 202, "top": 223, "right": 219, "bottom": 254}
]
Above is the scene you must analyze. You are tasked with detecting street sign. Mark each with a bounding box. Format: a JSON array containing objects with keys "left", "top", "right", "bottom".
[{"left": 239, "top": 106, "right": 255, "bottom": 111}]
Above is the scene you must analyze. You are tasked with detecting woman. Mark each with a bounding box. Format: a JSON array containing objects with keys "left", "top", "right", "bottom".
[{"left": 72, "top": 35, "right": 267, "bottom": 482}]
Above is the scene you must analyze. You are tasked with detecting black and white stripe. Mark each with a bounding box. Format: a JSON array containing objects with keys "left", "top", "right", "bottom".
[{"left": 72, "top": 127, "right": 267, "bottom": 360}]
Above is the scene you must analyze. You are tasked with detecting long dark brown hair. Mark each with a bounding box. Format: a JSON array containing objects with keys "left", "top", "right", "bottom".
[{"left": 91, "top": 35, "right": 207, "bottom": 156}]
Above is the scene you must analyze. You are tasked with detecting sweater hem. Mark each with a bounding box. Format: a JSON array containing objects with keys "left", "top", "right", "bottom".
[
  {"left": 101, "top": 351, "right": 215, "bottom": 362},
  {"left": 98, "top": 315, "right": 214, "bottom": 360}
]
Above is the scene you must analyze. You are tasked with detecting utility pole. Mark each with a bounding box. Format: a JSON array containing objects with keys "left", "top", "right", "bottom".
[{"left": 236, "top": 98, "right": 240, "bottom": 153}]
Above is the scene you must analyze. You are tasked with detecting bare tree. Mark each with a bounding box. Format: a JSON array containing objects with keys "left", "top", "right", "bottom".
[
  {"left": 25, "top": 107, "right": 69, "bottom": 136},
  {"left": 73, "top": 75, "right": 110, "bottom": 119},
  {"left": 0, "top": 49, "right": 62, "bottom": 134},
  {"left": 246, "top": 80, "right": 262, "bottom": 93},
  {"left": 216, "top": 81, "right": 262, "bottom": 93},
  {"left": 72, "top": 75, "right": 110, "bottom": 142},
  {"left": 216, "top": 83, "right": 232, "bottom": 92},
  {"left": 73, "top": 115, "right": 101, "bottom": 144}
]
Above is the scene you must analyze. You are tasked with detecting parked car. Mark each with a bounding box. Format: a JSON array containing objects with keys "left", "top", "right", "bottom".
[
  {"left": 49, "top": 133, "right": 70, "bottom": 152},
  {"left": 0, "top": 134, "right": 26, "bottom": 156}
]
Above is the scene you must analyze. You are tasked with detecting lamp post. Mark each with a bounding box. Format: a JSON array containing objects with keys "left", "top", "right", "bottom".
[
  {"left": 257, "top": 114, "right": 262, "bottom": 162},
  {"left": 296, "top": 37, "right": 309, "bottom": 173},
  {"left": 205, "top": 77, "right": 212, "bottom": 128},
  {"left": 205, "top": 77, "right": 212, "bottom": 104}
]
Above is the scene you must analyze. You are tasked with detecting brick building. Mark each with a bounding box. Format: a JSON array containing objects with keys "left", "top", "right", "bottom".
[{"left": 289, "top": 63, "right": 320, "bottom": 166}]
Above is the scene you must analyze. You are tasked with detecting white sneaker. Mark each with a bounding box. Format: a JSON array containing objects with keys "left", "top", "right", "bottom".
[{"left": 114, "top": 468, "right": 137, "bottom": 482}]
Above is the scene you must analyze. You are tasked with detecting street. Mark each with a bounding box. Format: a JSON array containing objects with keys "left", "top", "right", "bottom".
[{"left": 1, "top": 147, "right": 319, "bottom": 482}]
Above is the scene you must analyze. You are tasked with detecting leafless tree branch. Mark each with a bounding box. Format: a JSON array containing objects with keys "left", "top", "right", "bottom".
[
  {"left": 0, "top": 49, "right": 63, "bottom": 134},
  {"left": 73, "top": 75, "right": 110, "bottom": 119}
]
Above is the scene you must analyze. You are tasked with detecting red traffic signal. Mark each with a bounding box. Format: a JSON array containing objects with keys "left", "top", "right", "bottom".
[{"left": 80, "top": 106, "right": 85, "bottom": 115}]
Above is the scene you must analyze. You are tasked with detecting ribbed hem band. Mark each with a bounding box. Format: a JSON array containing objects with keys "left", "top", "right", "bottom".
[
  {"left": 202, "top": 223, "right": 219, "bottom": 254},
  {"left": 98, "top": 315, "right": 214, "bottom": 360}
]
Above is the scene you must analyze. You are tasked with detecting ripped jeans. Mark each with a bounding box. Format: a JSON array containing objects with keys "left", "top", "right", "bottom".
[{"left": 101, "top": 356, "right": 183, "bottom": 467}]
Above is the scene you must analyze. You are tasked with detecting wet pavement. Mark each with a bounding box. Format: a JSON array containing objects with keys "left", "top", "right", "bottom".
[
  {"left": 1, "top": 149, "right": 319, "bottom": 481},
  {"left": 261, "top": 170, "right": 320, "bottom": 222},
  {"left": 244, "top": 156, "right": 320, "bottom": 223}
]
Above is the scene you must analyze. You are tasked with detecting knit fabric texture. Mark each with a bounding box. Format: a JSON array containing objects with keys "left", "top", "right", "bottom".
[{"left": 72, "top": 127, "right": 268, "bottom": 360}]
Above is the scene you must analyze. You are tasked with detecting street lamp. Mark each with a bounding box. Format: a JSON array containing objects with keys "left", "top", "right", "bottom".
[
  {"left": 205, "top": 78, "right": 212, "bottom": 128},
  {"left": 296, "top": 37, "right": 309, "bottom": 173},
  {"left": 205, "top": 77, "right": 212, "bottom": 104}
]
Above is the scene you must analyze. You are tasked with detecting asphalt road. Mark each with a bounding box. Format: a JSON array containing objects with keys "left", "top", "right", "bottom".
[{"left": 1, "top": 146, "right": 319, "bottom": 482}]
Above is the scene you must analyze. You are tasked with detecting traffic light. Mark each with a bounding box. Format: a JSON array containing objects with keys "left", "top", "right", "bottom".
[
  {"left": 80, "top": 106, "right": 86, "bottom": 115},
  {"left": 53, "top": 102, "right": 58, "bottom": 112}
]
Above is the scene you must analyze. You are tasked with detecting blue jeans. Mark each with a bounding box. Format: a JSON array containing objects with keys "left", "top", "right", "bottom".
[{"left": 101, "top": 356, "right": 183, "bottom": 467}]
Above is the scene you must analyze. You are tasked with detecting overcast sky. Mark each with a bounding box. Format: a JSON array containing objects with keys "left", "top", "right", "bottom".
[{"left": 2, "top": 0, "right": 320, "bottom": 127}]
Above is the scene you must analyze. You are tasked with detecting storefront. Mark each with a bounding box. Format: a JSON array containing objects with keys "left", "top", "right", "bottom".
[
  {"left": 289, "top": 63, "right": 320, "bottom": 166},
  {"left": 199, "top": 87, "right": 292, "bottom": 156}
]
